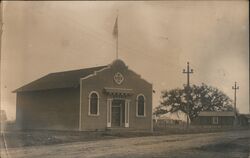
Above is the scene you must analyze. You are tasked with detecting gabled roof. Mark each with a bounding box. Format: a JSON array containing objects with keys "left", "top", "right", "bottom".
[
  {"left": 198, "top": 111, "right": 235, "bottom": 117},
  {"left": 13, "top": 65, "right": 108, "bottom": 92}
]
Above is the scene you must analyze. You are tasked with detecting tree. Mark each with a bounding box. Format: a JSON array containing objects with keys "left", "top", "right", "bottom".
[{"left": 154, "top": 83, "right": 233, "bottom": 121}]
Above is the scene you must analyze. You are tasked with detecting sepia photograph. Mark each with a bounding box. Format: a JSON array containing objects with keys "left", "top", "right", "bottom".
[{"left": 0, "top": 1, "right": 249, "bottom": 158}]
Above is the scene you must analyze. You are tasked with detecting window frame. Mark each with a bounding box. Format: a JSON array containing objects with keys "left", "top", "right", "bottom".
[
  {"left": 88, "top": 91, "right": 100, "bottom": 116},
  {"left": 136, "top": 94, "right": 146, "bottom": 117}
]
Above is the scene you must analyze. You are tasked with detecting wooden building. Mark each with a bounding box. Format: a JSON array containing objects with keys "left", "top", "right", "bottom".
[
  {"left": 238, "top": 114, "right": 250, "bottom": 126},
  {"left": 14, "top": 59, "right": 153, "bottom": 131},
  {"left": 192, "top": 111, "right": 235, "bottom": 126}
]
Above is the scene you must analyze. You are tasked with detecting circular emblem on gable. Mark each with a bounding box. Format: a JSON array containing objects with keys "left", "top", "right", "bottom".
[{"left": 114, "top": 72, "right": 124, "bottom": 85}]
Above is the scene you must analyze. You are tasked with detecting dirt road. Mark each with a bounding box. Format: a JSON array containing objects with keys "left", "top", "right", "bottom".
[{"left": 3, "top": 130, "right": 250, "bottom": 158}]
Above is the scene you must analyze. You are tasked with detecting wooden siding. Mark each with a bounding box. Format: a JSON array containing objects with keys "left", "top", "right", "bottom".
[
  {"left": 192, "top": 116, "right": 235, "bottom": 126},
  {"left": 16, "top": 88, "right": 80, "bottom": 130}
]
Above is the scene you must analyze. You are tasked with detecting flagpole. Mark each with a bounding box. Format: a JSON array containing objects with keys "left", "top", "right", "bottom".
[
  {"left": 116, "top": 16, "right": 118, "bottom": 59},
  {"left": 116, "top": 12, "right": 119, "bottom": 60},
  {"left": 113, "top": 10, "right": 119, "bottom": 60}
]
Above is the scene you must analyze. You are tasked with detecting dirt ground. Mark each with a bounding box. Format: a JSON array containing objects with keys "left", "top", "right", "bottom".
[{"left": 1, "top": 130, "right": 250, "bottom": 158}]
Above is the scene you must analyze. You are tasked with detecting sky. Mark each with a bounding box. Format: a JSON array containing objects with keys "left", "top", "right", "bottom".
[{"left": 1, "top": 1, "right": 249, "bottom": 120}]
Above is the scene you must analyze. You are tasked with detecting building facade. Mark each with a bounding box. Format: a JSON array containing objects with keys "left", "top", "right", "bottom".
[
  {"left": 192, "top": 111, "right": 235, "bottom": 126},
  {"left": 14, "top": 59, "right": 153, "bottom": 131}
]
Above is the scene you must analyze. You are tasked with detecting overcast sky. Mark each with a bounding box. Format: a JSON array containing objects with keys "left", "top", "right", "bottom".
[{"left": 1, "top": 1, "right": 249, "bottom": 120}]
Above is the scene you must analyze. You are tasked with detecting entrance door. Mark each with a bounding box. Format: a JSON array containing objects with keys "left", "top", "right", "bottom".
[
  {"left": 111, "top": 99, "right": 125, "bottom": 127},
  {"left": 112, "top": 106, "right": 121, "bottom": 127}
]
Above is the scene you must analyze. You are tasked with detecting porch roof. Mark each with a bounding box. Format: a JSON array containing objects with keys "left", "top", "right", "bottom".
[{"left": 103, "top": 87, "right": 133, "bottom": 96}]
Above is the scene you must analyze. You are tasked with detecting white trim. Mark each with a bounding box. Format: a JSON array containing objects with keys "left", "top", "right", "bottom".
[
  {"left": 150, "top": 91, "right": 153, "bottom": 132},
  {"left": 104, "top": 87, "right": 133, "bottom": 96},
  {"left": 127, "top": 102, "right": 130, "bottom": 126},
  {"left": 80, "top": 66, "right": 111, "bottom": 81},
  {"left": 120, "top": 106, "right": 122, "bottom": 126},
  {"left": 79, "top": 79, "right": 82, "bottom": 131},
  {"left": 107, "top": 98, "right": 112, "bottom": 127},
  {"left": 88, "top": 91, "right": 100, "bottom": 116},
  {"left": 95, "top": 65, "right": 111, "bottom": 73},
  {"left": 125, "top": 99, "right": 130, "bottom": 127},
  {"left": 104, "top": 87, "right": 133, "bottom": 91},
  {"left": 109, "top": 99, "right": 112, "bottom": 126},
  {"left": 136, "top": 94, "right": 146, "bottom": 117}
]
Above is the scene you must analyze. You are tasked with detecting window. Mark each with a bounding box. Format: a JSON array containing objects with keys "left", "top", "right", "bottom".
[
  {"left": 212, "top": 116, "right": 218, "bottom": 124},
  {"left": 89, "top": 92, "right": 99, "bottom": 116},
  {"left": 137, "top": 94, "right": 146, "bottom": 117}
]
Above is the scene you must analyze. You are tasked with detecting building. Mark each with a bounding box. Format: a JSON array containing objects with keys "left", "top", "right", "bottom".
[
  {"left": 14, "top": 59, "right": 153, "bottom": 131},
  {"left": 238, "top": 114, "right": 250, "bottom": 126},
  {"left": 192, "top": 111, "right": 235, "bottom": 126},
  {"left": 153, "top": 112, "right": 186, "bottom": 126}
]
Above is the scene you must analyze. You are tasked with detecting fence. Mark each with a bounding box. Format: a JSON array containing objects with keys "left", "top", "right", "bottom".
[{"left": 153, "top": 119, "right": 250, "bottom": 134}]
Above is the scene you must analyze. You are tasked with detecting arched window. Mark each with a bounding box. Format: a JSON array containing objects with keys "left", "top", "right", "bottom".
[
  {"left": 137, "top": 94, "right": 146, "bottom": 117},
  {"left": 89, "top": 92, "right": 99, "bottom": 116}
]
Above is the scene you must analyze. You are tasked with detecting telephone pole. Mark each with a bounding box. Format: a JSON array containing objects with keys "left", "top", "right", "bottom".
[
  {"left": 232, "top": 82, "right": 239, "bottom": 125},
  {"left": 0, "top": 0, "right": 3, "bottom": 133},
  {"left": 182, "top": 62, "right": 193, "bottom": 129}
]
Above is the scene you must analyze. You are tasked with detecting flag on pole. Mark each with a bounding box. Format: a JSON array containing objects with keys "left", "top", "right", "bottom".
[{"left": 113, "top": 16, "right": 118, "bottom": 38}]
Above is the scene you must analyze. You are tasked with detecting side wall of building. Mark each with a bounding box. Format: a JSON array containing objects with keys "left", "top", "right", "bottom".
[
  {"left": 192, "top": 116, "right": 234, "bottom": 126},
  {"left": 80, "top": 62, "right": 152, "bottom": 131},
  {"left": 16, "top": 88, "right": 80, "bottom": 130}
]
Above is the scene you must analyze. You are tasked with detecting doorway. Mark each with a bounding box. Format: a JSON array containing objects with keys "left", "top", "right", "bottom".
[{"left": 111, "top": 99, "right": 125, "bottom": 127}]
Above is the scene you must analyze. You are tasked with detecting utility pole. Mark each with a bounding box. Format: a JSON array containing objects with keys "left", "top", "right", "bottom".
[
  {"left": 182, "top": 62, "right": 193, "bottom": 129},
  {"left": 0, "top": 0, "right": 3, "bottom": 133},
  {"left": 232, "top": 82, "right": 239, "bottom": 125}
]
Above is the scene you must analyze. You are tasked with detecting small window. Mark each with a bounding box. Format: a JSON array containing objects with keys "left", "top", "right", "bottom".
[
  {"left": 137, "top": 94, "right": 145, "bottom": 117},
  {"left": 89, "top": 92, "right": 99, "bottom": 116},
  {"left": 212, "top": 116, "right": 218, "bottom": 124}
]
